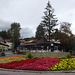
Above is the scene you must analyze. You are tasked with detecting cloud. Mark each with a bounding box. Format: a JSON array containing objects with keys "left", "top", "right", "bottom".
[
  {"left": 20, "top": 27, "right": 35, "bottom": 38},
  {"left": 0, "top": 19, "right": 11, "bottom": 31},
  {"left": 0, "top": 0, "right": 75, "bottom": 37},
  {"left": 0, "top": 19, "right": 35, "bottom": 38},
  {"left": 0, "top": 0, "right": 12, "bottom": 8}
]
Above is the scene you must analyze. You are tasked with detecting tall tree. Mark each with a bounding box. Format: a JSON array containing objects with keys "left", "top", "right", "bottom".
[
  {"left": 41, "top": 1, "right": 58, "bottom": 41},
  {"left": 60, "top": 22, "right": 72, "bottom": 36},
  {"left": 58, "top": 22, "right": 73, "bottom": 51},
  {"left": 7, "top": 29, "right": 12, "bottom": 39},
  {"left": 9, "top": 22, "right": 21, "bottom": 49},
  {"left": 0, "top": 30, "right": 8, "bottom": 39},
  {"left": 35, "top": 23, "right": 45, "bottom": 39}
]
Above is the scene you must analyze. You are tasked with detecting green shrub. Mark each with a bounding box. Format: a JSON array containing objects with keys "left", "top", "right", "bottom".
[
  {"left": 0, "top": 53, "right": 1, "bottom": 57},
  {"left": 39, "top": 56, "right": 46, "bottom": 59},
  {"left": 33, "top": 56, "right": 38, "bottom": 59},
  {"left": 67, "top": 53, "right": 72, "bottom": 58},
  {"left": 1, "top": 51, "right": 5, "bottom": 56},
  {"left": 14, "top": 51, "right": 18, "bottom": 54},
  {"left": 27, "top": 52, "right": 32, "bottom": 58}
]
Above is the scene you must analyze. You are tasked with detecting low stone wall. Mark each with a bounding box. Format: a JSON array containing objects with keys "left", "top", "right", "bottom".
[{"left": 29, "top": 52, "right": 69, "bottom": 57}]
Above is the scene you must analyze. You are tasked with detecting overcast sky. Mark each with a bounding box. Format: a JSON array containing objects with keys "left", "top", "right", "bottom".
[{"left": 0, "top": 0, "right": 75, "bottom": 38}]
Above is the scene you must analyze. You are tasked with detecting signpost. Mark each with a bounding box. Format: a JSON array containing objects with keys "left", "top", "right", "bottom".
[{"left": 17, "top": 46, "right": 19, "bottom": 50}]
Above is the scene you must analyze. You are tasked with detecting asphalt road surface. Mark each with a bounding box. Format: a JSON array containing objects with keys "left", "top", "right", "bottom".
[
  {"left": 0, "top": 51, "right": 24, "bottom": 59},
  {"left": 0, "top": 71, "right": 75, "bottom": 75}
]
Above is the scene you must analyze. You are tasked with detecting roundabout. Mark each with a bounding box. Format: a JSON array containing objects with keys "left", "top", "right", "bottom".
[
  {"left": 0, "top": 54, "right": 75, "bottom": 71},
  {"left": 0, "top": 51, "right": 75, "bottom": 75}
]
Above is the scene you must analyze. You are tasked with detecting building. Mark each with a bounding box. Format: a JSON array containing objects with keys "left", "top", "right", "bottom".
[
  {"left": 20, "top": 37, "right": 62, "bottom": 52},
  {"left": 5, "top": 39, "right": 12, "bottom": 50},
  {"left": 0, "top": 37, "right": 9, "bottom": 51}
]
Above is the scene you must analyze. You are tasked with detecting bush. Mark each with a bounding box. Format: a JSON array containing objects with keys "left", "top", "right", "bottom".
[
  {"left": 33, "top": 56, "right": 38, "bottom": 59},
  {"left": 14, "top": 51, "right": 18, "bottom": 54},
  {"left": 67, "top": 53, "right": 72, "bottom": 58},
  {"left": 17, "top": 50, "right": 21, "bottom": 54},
  {"left": 0, "top": 53, "right": 1, "bottom": 57},
  {"left": 27, "top": 52, "right": 32, "bottom": 58},
  {"left": 1, "top": 51, "right": 5, "bottom": 56},
  {"left": 39, "top": 56, "right": 46, "bottom": 59}
]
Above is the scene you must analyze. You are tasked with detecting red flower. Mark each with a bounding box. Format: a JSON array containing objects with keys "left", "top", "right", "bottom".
[{"left": 0, "top": 58, "right": 60, "bottom": 71}]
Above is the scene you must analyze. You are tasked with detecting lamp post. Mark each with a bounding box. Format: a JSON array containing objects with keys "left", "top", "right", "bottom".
[
  {"left": 73, "top": 38, "right": 75, "bottom": 55},
  {"left": 51, "top": 43, "right": 54, "bottom": 52}
]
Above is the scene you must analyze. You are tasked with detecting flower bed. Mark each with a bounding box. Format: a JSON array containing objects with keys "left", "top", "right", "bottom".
[
  {"left": 0, "top": 56, "right": 23, "bottom": 61},
  {"left": 0, "top": 58, "right": 59, "bottom": 71},
  {"left": 46, "top": 58, "right": 75, "bottom": 71},
  {"left": 0, "top": 56, "right": 75, "bottom": 71},
  {"left": 0, "top": 56, "right": 27, "bottom": 63}
]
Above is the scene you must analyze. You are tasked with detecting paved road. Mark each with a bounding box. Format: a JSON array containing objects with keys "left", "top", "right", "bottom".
[
  {"left": 0, "top": 51, "right": 24, "bottom": 59},
  {"left": 0, "top": 71, "right": 75, "bottom": 75}
]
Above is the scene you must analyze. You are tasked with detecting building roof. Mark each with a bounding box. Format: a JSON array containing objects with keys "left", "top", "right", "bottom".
[
  {"left": 73, "top": 35, "right": 75, "bottom": 37},
  {"left": 25, "top": 40, "right": 33, "bottom": 43},
  {"left": 20, "top": 39, "right": 38, "bottom": 46},
  {"left": 25, "top": 39, "right": 38, "bottom": 44},
  {"left": 0, "top": 42, "right": 9, "bottom": 47},
  {"left": 37, "top": 37, "right": 49, "bottom": 44},
  {"left": 5, "top": 39, "right": 11, "bottom": 42},
  {"left": 20, "top": 40, "right": 25, "bottom": 43}
]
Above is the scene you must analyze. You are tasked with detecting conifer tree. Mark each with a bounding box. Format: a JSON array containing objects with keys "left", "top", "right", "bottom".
[{"left": 42, "top": 1, "right": 58, "bottom": 41}]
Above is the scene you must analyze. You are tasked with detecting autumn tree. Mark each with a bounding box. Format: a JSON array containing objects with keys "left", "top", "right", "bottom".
[
  {"left": 60, "top": 22, "right": 72, "bottom": 36},
  {"left": 59, "top": 22, "right": 73, "bottom": 51}
]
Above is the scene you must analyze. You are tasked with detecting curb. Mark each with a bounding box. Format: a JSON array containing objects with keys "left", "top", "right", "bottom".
[{"left": 0, "top": 68, "right": 75, "bottom": 73}]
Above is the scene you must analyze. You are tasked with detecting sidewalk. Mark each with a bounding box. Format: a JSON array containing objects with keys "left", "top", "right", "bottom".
[{"left": 0, "top": 70, "right": 75, "bottom": 75}]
